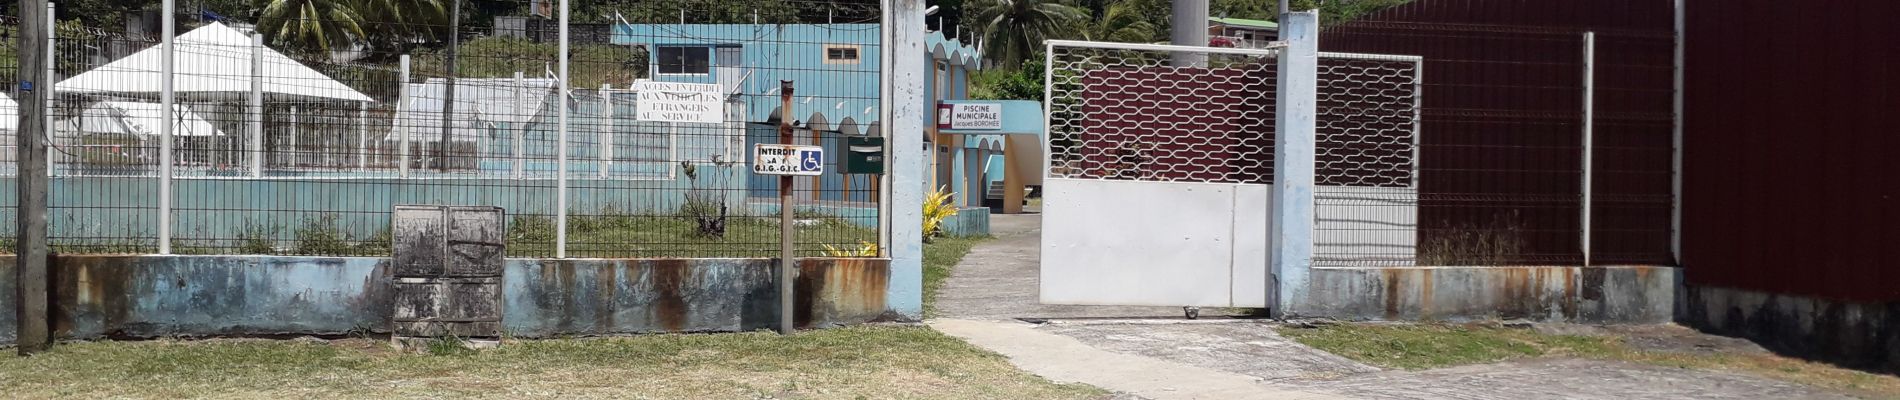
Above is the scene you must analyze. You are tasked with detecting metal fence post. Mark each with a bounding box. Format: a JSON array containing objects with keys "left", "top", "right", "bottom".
[
  {"left": 513, "top": 71, "right": 525, "bottom": 179},
  {"left": 358, "top": 102, "right": 369, "bottom": 170},
  {"left": 43, "top": 3, "right": 54, "bottom": 173},
  {"left": 248, "top": 34, "right": 265, "bottom": 177},
  {"left": 1270, "top": 10, "right": 1318, "bottom": 318},
  {"left": 398, "top": 55, "right": 411, "bottom": 178},
  {"left": 157, "top": 0, "right": 175, "bottom": 254},
  {"left": 599, "top": 83, "right": 611, "bottom": 179},
  {"left": 1671, "top": 0, "right": 1685, "bottom": 265},
  {"left": 288, "top": 106, "right": 299, "bottom": 169},
  {"left": 1581, "top": 31, "right": 1596, "bottom": 267},
  {"left": 555, "top": 0, "right": 570, "bottom": 258}
]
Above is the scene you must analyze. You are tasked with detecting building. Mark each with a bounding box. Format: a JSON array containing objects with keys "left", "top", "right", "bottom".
[
  {"left": 612, "top": 22, "right": 1023, "bottom": 234},
  {"left": 1208, "top": 17, "right": 1278, "bottom": 48}
]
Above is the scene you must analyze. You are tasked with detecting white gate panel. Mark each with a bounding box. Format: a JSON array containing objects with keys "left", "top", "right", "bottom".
[
  {"left": 1232, "top": 184, "right": 1273, "bottom": 307},
  {"left": 1042, "top": 178, "right": 1269, "bottom": 307}
]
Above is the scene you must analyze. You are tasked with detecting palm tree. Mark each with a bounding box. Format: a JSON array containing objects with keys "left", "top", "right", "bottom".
[
  {"left": 254, "top": 0, "right": 369, "bottom": 55},
  {"left": 352, "top": 0, "right": 449, "bottom": 55},
  {"left": 1083, "top": 2, "right": 1160, "bottom": 44},
  {"left": 967, "top": 0, "right": 1084, "bottom": 67}
]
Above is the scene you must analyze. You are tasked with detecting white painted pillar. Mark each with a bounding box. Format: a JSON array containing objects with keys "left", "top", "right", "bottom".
[
  {"left": 1270, "top": 10, "right": 1318, "bottom": 318},
  {"left": 158, "top": 0, "right": 175, "bottom": 254},
  {"left": 513, "top": 71, "right": 526, "bottom": 179},
  {"left": 248, "top": 33, "right": 264, "bottom": 177},
  {"left": 881, "top": 0, "right": 928, "bottom": 318},
  {"left": 1581, "top": 32, "right": 1596, "bottom": 267},
  {"left": 599, "top": 83, "right": 612, "bottom": 178},
  {"left": 555, "top": 0, "right": 571, "bottom": 258},
  {"left": 398, "top": 55, "right": 412, "bottom": 178}
]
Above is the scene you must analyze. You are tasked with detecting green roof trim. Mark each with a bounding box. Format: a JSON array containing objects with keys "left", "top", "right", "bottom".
[{"left": 1209, "top": 17, "right": 1278, "bottom": 29}]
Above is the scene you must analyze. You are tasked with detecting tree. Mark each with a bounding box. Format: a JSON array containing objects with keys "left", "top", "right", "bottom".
[
  {"left": 352, "top": 0, "right": 448, "bottom": 57},
  {"left": 1082, "top": 1, "right": 1160, "bottom": 43},
  {"left": 254, "top": 0, "right": 368, "bottom": 55},
  {"left": 966, "top": 0, "right": 1084, "bottom": 67}
]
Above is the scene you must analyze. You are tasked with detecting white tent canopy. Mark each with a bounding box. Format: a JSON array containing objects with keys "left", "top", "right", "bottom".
[
  {"left": 55, "top": 22, "right": 373, "bottom": 102},
  {"left": 0, "top": 94, "right": 17, "bottom": 131},
  {"left": 69, "top": 101, "right": 226, "bottom": 137}
]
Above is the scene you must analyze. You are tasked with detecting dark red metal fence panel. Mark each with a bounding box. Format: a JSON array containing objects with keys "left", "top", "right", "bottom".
[
  {"left": 1681, "top": 0, "right": 1900, "bottom": 302},
  {"left": 1321, "top": 0, "right": 1676, "bottom": 266}
]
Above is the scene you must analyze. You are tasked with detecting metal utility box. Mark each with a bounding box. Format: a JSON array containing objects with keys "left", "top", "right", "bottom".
[
  {"left": 390, "top": 205, "right": 505, "bottom": 340},
  {"left": 846, "top": 136, "right": 886, "bottom": 174}
]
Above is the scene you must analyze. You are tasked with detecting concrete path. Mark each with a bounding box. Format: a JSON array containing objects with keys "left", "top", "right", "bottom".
[
  {"left": 932, "top": 319, "right": 1345, "bottom": 400},
  {"left": 931, "top": 213, "right": 1855, "bottom": 400},
  {"left": 935, "top": 213, "right": 1242, "bottom": 321}
]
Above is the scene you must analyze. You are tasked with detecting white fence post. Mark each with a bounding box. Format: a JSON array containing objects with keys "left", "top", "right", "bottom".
[
  {"left": 248, "top": 33, "right": 264, "bottom": 177},
  {"left": 288, "top": 106, "right": 299, "bottom": 168},
  {"left": 44, "top": 3, "right": 54, "bottom": 173},
  {"left": 555, "top": 0, "right": 570, "bottom": 258},
  {"left": 158, "top": 0, "right": 175, "bottom": 254},
  {"left": 358, "top": 102, "right": 369, "bottom": 170},
  {"left": 599, "top": 83, "right": 611, "bottom": 179},
  {"left": 513, "top": 71, "right": 525, "bottom": 179},
  {"left": 398, "top": 55, "right": 411, "bottom": 178},
  {"left": 1581, "top": 31, "right": 1596, "bottom": 267},
  {"left": 1270, "top": 10, "right": 1318, "bottom": 318}
]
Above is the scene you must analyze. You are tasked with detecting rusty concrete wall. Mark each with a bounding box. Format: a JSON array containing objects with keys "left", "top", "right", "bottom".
[
  {"left": 0, "top": 255, "right": 891, "bottom": 345},
  {"left": 1304, "top": 266, "right": 1677, "bottom": 323},
  {"left": 504, "top": 258, "right": 893, "bottom": 336},
  {"left": 1680, "top": 285, "right": 1899, "bottom": 372},
  {"left": 1, "top": 257, "right": 14, "bottom": 345}
]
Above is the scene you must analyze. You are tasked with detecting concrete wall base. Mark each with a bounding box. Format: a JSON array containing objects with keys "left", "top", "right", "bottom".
[
  {"left": 1303, "top": 265, "right": 1678, "bottom": 324},
  {"left": 1678, "top": 285, "right": 1899, "bottom": 372},
  {"left": 0, "top": 255, "right": 892, "bottom": 346}
]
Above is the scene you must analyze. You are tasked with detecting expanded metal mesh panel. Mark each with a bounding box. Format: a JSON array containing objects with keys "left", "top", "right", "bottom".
[
  {"left": 1313, "top": 54, "right": 1423, "bottom": 267},
  {"left": 1315, "top": 55, "right": 1420, "bottom": 188},
  {"left": 1047, "top": 44, "right": 1280, "bottom": 184}
]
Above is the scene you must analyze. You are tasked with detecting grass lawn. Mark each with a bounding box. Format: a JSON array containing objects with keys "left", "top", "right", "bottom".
[
  {"left": 0, "top": 327, "right": 1107, "bottom": 399},
  {"left": 1280, "top": 323, "right": 1900, "bottom": 398}
]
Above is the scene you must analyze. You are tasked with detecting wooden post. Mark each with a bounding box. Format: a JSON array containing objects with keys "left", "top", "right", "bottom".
[{"left": 777, "top": 81, "right": 796, "bottom": 335}]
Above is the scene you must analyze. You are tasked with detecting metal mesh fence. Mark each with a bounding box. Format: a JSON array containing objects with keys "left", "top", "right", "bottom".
[
  {"left": 1046, "top": 43, "right": 1280, "bottom": 184},
  {"left": 1, "top": 0, "right": 887, "bottom": 257},
  {"left": 1312, "top": 54, "right": 1421, "bottom": 267}
]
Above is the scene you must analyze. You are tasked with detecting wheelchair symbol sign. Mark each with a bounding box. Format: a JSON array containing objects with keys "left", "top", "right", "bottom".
[
  {"left": 752, "top": 144, "right": 824, "bottom": 176},
  {"left": 801, "top": 151, "right": 822, "bottom": 171}
]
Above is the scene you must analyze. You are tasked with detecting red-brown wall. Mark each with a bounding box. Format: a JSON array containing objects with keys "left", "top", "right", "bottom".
[
  {"left": 1681, "top": 0, "right": 1900, "bottom": 302},
  {"left": 1321, "top": 0, "right": 1677, "bottom": 265}
]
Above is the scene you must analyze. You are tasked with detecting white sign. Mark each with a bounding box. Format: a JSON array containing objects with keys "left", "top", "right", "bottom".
[
  {"left": 753, "top": 144, "right": 825, "bottom": 176},
  {"left": 633, "top": 81, "right": 725, "bottom": 124},
  {"left": 949, "top": 103, "right": 1003, "bottom": 130}
]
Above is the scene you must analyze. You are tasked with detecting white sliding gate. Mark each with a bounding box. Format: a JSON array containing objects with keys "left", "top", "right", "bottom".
[{"left": 1039, "top": 39, "right": 1422, "bottom": 310}]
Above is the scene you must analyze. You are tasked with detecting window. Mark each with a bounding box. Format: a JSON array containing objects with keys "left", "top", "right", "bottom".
[
  {"left": 657, "top": 46, "right": 711, "bottom": 74},
  {"left": 824, "top": 45, "right": 861, "bottom": 64}
]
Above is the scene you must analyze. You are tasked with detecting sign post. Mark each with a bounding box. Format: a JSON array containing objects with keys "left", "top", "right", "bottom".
[{"left": 751, "top": 82, "right": 829, "bottom": 335}]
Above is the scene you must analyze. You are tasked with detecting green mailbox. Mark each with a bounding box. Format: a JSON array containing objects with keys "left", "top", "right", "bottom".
[{"left": 845, "top": 136, "right": 886, "bottom": 174}]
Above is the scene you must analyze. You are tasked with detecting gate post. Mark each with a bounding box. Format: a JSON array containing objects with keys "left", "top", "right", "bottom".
[{"left": 1271, "top": 10, "right": 1319, "bottom": 318}]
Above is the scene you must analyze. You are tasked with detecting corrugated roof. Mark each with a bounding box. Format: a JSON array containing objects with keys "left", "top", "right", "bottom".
[{"left": 1210, "top": 17, "right": 1278, "bottom": 29}]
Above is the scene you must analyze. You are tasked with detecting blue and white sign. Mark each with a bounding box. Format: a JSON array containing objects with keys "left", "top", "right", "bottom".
[{"left": 752, "top": 144, "right": 825, "bottom": 176}]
